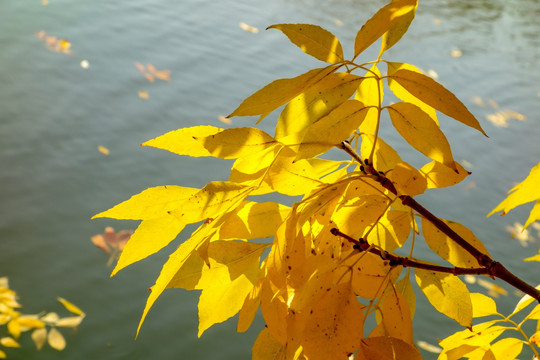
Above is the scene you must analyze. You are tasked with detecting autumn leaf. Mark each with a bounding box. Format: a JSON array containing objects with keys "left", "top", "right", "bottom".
[
  {"left": 379, "top": 0, "right": 418, "bottom": 56},
  {"left": 268, "top": 24, "right": 344, "bottom": 63},
  {"left": 388, "top": 68, "right": 487, "bottom": 136},
  {"left": 194, "top": 127, "right": 277, "bottom": 159},
  {"left": 142, "top": 125, "right": 223, "bottom": 157}
]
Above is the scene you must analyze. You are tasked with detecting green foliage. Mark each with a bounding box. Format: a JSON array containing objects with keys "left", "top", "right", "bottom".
[{"left": 94, "top": 0, "right": 540, "bottom": 358}]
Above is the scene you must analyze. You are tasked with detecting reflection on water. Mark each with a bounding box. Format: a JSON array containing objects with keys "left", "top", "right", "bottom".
[{"left": 0, "top": 0, "right": 539, "bottom": 359}]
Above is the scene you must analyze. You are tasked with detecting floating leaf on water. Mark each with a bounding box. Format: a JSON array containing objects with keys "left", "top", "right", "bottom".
[
  {"left": 34, "top": 31, "right": 72, "bottom": 54},
  {"left": 135, "top": 63, "right": 170, "bottom": 82},
  {"left": 477, "top": 278, "right": 508, "bottom": 298},
  {"left": 80, "top": 60, "right": 89, "bottom": 69},
  {"left": 471, "top": 96, "right": 485, "bottom": 107},
  {"left": 450, "top": 49, "right": 462, "bottom": 58},
  {"left": 485, "top": 110, "right": 526, "bottom": 128},
  {"left": 138, "top": 90, "right": 149, "bottom": 100},
  {"left": 91, "top": 227, "right": 133, "bottom": 266},
  {"left": 464, "top": 181, "right": 477, "bottom": 192},
  {"left": 98, "top": 145, "right": 109, "bottom": 155},
  {"left": 333, "top": 18, "right": 343, "bottom": 27},
  {"left": 42, "top": 0, "right": 48, "bottom": 5},
  {"left": 239, "top": 22, "right": 259, "bottom": 34},
  {"left": 217, "top": 115, "right": 232, "bottom": 125},
  {"left": 433, "top": 18, "right": 441, "bottom": 25},
  {"left": 505, "top": 222, "right": 534, "bottom": 247},
  {"left": 416, "top": 340, "right": 442, "bottom": 353},
  {"left": 487, "top": 98, "right": 499, "bottom": 109}
]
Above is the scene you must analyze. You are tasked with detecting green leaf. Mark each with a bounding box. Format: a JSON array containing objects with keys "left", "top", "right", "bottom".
[
  {"left": 415, "top": 269, "right": 472, "bottom": 327},
  {"left": 389, "top": 69, "right": 487, "bottom": 136},
  {"left": 387, "top": 102, "right": 456, "bottom": 170},
  {"left": 228, "top": 65, "right": 339, "bottom": 120},
  {"left": 354, "top": 0, "right": 417, "bottom": 58},
  {"left": 268, "top": 24, "right": 344, "bottom": 63}
]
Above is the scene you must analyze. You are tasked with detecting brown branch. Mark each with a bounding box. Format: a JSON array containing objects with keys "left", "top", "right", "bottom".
[
  {"left": 338, "top": 141, "right": 540, "bottom": 302},
  {"left": 330, "top": 228, "right": 490, "bottom": 276}
]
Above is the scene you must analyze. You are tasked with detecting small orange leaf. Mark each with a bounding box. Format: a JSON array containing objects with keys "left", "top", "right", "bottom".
[{"left": 98, "top": 145, "right": 109, "bottom": 155}]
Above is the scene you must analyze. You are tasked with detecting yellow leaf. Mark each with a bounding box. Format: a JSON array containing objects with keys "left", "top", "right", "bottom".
[
  {"left": 531, "top": 330, "right": 540, "bottom": 346},
  {"left": 216, "top": 201, "right": 290, "bottom": 240},
  {"left": 275, "top": 72, "right": 362, "bottom": 143},
  {"left": 141, "top": 125, "right": 223, "bottom": 157},
  {"left": 0, "top": 337, "right": 19, "bottom": 348},
  {"left": 386, "top": 162, "right": 427, "bottom": 196},
  {"left": 525, "top": 303, "right": 540, "bottom": 320},
  {"left": 395, "top": 274, "right": 416, "bottom": 317},
  {"left": 388, "top": 69, "right": 487, "bottom": 136},
  {"left": 332, "top": 194, "right": 389, "bottom": 237},
  {"left": 421, "top": 218, "right": 490, "bottom": 268},
  {"left": 420, "top": 160, "right": 470, "bottom": 189},
  {"left": 169, "top": 181, "right": 253, "bottom": 224},
  {"left": 488, "top": 162, "right": 540, "bottom": 224},
  {"left": 112, "top": 215, "right": 185, "bottom": 276},
  {"left": 16, "top": 317, "right": 46, "bottom": 329},
  {"left": 228, "top": 66, "right": 338, "bottom": 119},
  {"left": 138, "top": 90, "right": 149, "bottom": 99},
  {"left": 98, "top": 145, "right": 109, "bottom": 155},
  {"left": 196, "top": 241, "right": 267, "bottom": 336},
  {"left": 360, "top": 134, "right": 402, "bottom": 173},
  {"left": 379, "top": 0, "right": 418, "bottom": 55},
  {"left": 0, "top": 350, "right": 5, "bottom": 359},
  {"left": 47, "top": 327, "right": 66, "bottom": 351},
  {"left": 490, "top": 338, "right": 524, "bottom": 359},
  {"left": 366, "top": 210, "right": 411, "bottom": 252},
  {"left": 137, "top": 195, "right": 248, "bottom": 336},
  {"left": 260, "top": 278, "right": 288, "bottom": 344},
  {"left": 93, "top": 185, "right": 198, "bottom": 220},
  {"left": 524, "top": 252, "right": 540, "bottom": 262},
  {"left": 386, "top": 62, "right": 438, "bottom": 124},
  {"left": 31, "top": 328, "right": 47, "bottom": 350},
  {"left": 56, "top": 297, "right": 84, "bottom": 316},
  {"left": 387, "top": 102, "right": 456, "bottom": 170},
  {"left": 524, "top": 200, "right": 540, "bottom": 229},
  {"left": 354, "top": 0, "right": 417, "bottom": 57},
  {"left": 355, "top": 64, "right": 383, "bottom": 135},
  {"left": 7, "top": 320, "right": 20, "bottom": 339},
  {"left": 415, "top": 269, "right": 472, "bottom": 327},
  {"left": 268, "top": 24, "right": 344, "bottom": 63},
  {"left": 372, "top": 290, "right": 413, "bottom": 344},
  {"left": 470, "top": 293, "right": 498, "bottom": 318},
  {"left": 195, "top": 127, "right": 276, "bottom": 159},
  {"left": 252, "top": 328, "right": 286, "bottom": 360},
  {"left": 510, "top": 283, "right": 540, "bottom": 316},
  {"left": 356, "top": 336, "right": 422, "bottom": 360},
  {"left": 237, "top": 277, "right": 263, "bottom": 332},
  {"left": 438, "top": 321, "right": 510, "bottom": 354},
  {"left": 296, "top": 100, "right": 369, "bottom": 160},
  {"left": 55, "top": 316, "right": 84, "bottom": 327},
  {"left": 301, "top": 283, "right": 365, "bottom": 360}
]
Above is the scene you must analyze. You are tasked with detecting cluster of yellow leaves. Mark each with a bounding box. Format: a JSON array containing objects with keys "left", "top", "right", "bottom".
[
  {"left": 93, "top": 0, "right": 540, "bottom": 359},
  {"left": 0, "top": 277, "right": 84, "bottom": 358},
  {"left": 34, "top": 31, "right": 71, "bottom": 54}
]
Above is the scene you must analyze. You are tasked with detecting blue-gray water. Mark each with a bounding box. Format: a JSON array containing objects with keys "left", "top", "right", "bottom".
[{"left": 1, "top": 0, "right": 539, "bottom": 358}]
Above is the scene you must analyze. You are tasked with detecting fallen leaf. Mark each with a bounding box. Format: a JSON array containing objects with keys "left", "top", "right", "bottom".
[
  {"left": 426, "top": 69, "right": 439, "bottom": 79},
  {"left": 333, "top": 18, "right": 343, "bottom": 27},
  {"left": 135, "top": 63, "right": 170, "bottom": 82},
  {"left": 416, "top": 340, "right": 442, "bottom": 354},
  {"left": 485, "top": 110, "right": 526, "bottom": 128},
  {"left": 471, "top": 96, "right": 485, "bottom": 107},
  {"left": 91, "top": 227, "right": 133, "bottom": 266},
  {"left": 80, "top": 60, "right": 89, "bottom": 69},
  {"left": 505, "top": 222, "right": 535, "bottom": 247},
  {"left": 487, "top": 98, "right": 499, "bottom": 109},
  {"left": 239, "top": 22, "right": 259, "bottom": 34},
  {"left": 450, "top": 49, "right": 462, "bottom": 58},
  {"left": 98, "top": 145, "right": 109, "bottom": 155},
  {"left": 34, "top": 31, "right": 72, "bottom": 54},
  {"left": 138, "top": 90, "right": 149, "bottom": 99},
  {"left": 433, "top": 18, "right": 441, "bottom": 25},
  {"left": 477, "top": 278, "right": 508, "bottom": 298}
]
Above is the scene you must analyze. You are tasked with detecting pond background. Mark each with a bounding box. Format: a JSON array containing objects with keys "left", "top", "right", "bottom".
[{"left": 1, "top": 0, "right": 539, "bottom": 358}]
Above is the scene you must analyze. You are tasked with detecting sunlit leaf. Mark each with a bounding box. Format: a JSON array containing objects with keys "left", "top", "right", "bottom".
[
  {"left": 31, "top": 328, "right": 47, "bottom": 350},
  {"left": 268, "top": 24, "right": 344, "bottom": 63},
  {"left": 415, "top": 269, "right": 472, "bottom": 327},
  {"left": 296, "top": 100, "right": 369, "bottom": 160},
  {"left": 0, "top": 337, "right": 19, "bottom": 348},
  {"left": 386, "top": 162, "right": 427, "bottom": 196},
  {"left": 371, "top": 290, "right": 413, "bottom": 344},
  {"left": 355, "top": 65, "right": 383, "bottom": 135},
  {"left": 356, "top": 336, "right": 422, "bottom": 360},
  {"left": 57, "top": 297, "right": 84, "bottom": 316},
  {"left": 47, "top": 328, "right": 66, "bottom": 351},
  {"left": 379, "top": 0, "right": 418, "bottom": 55},
  {"left": 142, "top": 125, "right": 223, "bottom": 157},
  {"left": 488, "top": 162, "right": 540, "bottom": 227},
  {"left": 438, "top": 321, "right": 511, "bottom": 356},
  {"left": 387, "top": 102, "right": 456, "bottom": 170},
  {"left": 416, "top": 340, "right": 441, "bottom": 354},
  {"left": 97, "top": 145, "right": 109, "bottom": 155},
  {"left": 252, "top": 328, "right": 285, "bottom": 360},
  {"left": 420, "top": 160, "right": 470, "bottom": 189},
  {"left": 237, "top": 277, "right": 263, "bottom": 333},
  {"left": 195, "top": 127, "right": 276, "bottom": 159},
  {"left": 228, "top": 66, "right": 338, "bottom": 119},
  {"left": 421, "top": 218, "right": 490, "bottom": 268},
  {"left": 366, "top": 210, "right": 411, "bottom": 252},
  {"left": 354, "top": 0, "right": 417, "bottom": 58},
  {"left": 138, "top": 90, "right": 149, "bottom": 99},
  {"left": 470, "top": 293, "right": 498, "bottom": 318},
  {"left": 276, "top": 72, "right": 362, "bottom": 143},
  {"left": 510, "top": 284, "right": 540, "bottom": 316},
  {"left": 360, "top": 134, "right": 402, "bottom": 173},
  {"left": 389, "top": 69, "right": 487, "bottom": 136}
]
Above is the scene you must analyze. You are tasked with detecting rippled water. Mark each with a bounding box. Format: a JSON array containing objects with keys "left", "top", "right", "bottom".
[{"left": 1, "top": 0, "right": 539, "bottom": 358}]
